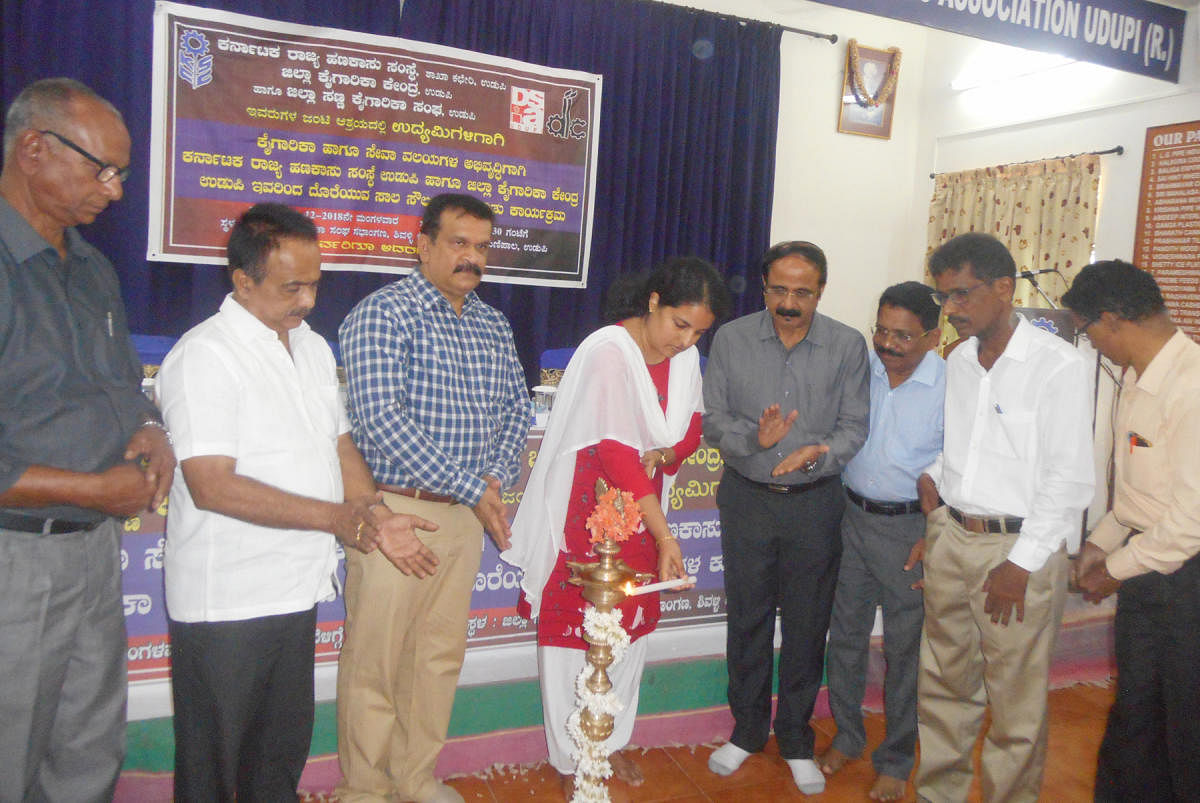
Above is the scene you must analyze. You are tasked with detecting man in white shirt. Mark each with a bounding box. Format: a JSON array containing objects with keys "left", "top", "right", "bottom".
[
  {"left": 913, "top": 233, "right": 1093, "bottom": 803},
  {"left": 158, "top": 203, "right": 438, "bottom": 800}
]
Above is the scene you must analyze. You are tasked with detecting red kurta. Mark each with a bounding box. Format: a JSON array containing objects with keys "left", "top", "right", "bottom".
[{"left": 518, "top": 356, "right": 702, "bottom": 648}]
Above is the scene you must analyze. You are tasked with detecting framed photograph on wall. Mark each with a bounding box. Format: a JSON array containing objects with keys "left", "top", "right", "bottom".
[{"left": 838, "top": 40, "right": 901, "bottom": 140}]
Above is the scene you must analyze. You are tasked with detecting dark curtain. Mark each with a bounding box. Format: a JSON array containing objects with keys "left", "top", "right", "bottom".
[{"left": 1, "top": 0, "right": 779, "bottom": 383}]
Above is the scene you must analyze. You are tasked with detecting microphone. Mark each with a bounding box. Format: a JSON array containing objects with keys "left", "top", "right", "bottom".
[{"left": 1017, "top": 269, "right": 1057, "bottom": 279}]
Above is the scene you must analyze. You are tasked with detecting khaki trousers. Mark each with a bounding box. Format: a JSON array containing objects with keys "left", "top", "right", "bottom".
[
  {"left": 914, "top": 507, "right": 1067, "bottom": 803},
  {"left": 335, "top": 492, "right": 484, "bottom": 802}
]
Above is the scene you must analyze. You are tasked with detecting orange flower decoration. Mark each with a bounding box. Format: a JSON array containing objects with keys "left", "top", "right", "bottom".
[{"left": 585, "top": 486, "right": 642, "bottom": 544}]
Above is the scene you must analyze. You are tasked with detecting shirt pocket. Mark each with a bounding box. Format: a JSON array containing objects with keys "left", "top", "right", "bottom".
[
  {"left": 982, "top": 407, "right": 1035, "bottom": 462},
  {"left": 1124, "top": 433, "right": 1164, "bottom": 497},
  {"left": 309, "top": 383, "right": 343, "bottom": 440}
]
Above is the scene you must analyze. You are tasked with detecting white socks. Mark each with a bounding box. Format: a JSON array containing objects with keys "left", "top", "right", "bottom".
[
  {"left": 707, "top": 742, "right": 752, "bottom": 776},
  {"left": 786, "top": 758, "right": 826, "bottom": 795},
  {"left": 708, "top": 743, "right": 826, "bottom": 795}
]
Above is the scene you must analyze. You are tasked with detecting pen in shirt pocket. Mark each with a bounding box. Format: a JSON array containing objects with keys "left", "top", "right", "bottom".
[
  {"left": 1128, "top": 431, "right": 1151, "bottom": 453},
  {"left": 106, "top": 311, "right": 114, "bottom": 338}
]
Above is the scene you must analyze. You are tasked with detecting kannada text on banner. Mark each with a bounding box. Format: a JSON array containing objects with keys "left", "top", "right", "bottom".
[
  {"left": 122, "top": 432, "right": 729, "bottom": 683},
  {"left": 148, "top": 1, "right": 601, "bottom": 287},
  {"left": 1133, "top": 121, "right": 1200, "bottom": 341}
]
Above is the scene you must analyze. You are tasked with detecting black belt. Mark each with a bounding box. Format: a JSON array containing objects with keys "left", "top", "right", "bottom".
[
  {"left": 0, "top": 511, "right": 105, "bottom": 535},
  {"left": 846, "top": 487, "right": 921, "bottom": 516},
  {"left": 731, "top": 469, "right": 839, "bottom": 495},
  {"left": 947, "top": 506, "right": 1023, "bottom": 535}
]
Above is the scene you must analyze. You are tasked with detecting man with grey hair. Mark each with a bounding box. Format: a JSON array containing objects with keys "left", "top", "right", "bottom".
[{"left": 0, "top": 78, "right": 175, "bottom": 800}]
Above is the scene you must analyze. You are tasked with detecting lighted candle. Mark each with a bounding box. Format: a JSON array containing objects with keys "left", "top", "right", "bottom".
[{"left": 624, "top": 576, "right": 697, "bottom": 596}]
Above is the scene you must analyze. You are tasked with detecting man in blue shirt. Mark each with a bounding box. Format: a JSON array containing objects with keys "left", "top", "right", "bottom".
[
  {"left": 336, "top": 194, "right": 530, "bottom": 803},
  {"left": 817, "top": 282, "right": 945, "bottom": 801}
]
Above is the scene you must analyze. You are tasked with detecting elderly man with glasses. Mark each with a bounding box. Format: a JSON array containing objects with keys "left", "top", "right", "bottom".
[
  {"left": 914, "top": 233, "right": 1093, "bottom": 803},
  {"left": 703, "top": 240, "right": 869, "bottom": 795},
  {"left": 0, "top": 78, "right": 175, "bottom": 800}
]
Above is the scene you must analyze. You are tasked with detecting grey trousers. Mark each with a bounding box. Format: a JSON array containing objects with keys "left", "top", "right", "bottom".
[
  {"left": 0, "top": 519, "right": 126, "bottom": 803},
  {"left": 825, "top": 493, "right": 924, "bottom": 779}
]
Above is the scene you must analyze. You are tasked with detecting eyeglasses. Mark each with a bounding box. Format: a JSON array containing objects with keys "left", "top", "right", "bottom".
[
  {"left": 1075, "top": 318, "right": 1098, "bottom": 343},
  {"left": 763, "top": 285, "right": 816, "bottom": 301},
  {"left": 39, "top": 130, "right": 131, "bottom": 184},
  {"left": 929, "top": 280, "right": 992, "bottom": 307},
  {"left": 871, "top": 324, "right": 938, "bottom": 345}
]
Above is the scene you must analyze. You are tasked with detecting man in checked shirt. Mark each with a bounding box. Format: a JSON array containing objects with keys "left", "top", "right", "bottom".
[{"left": 336, "top": 193, "right": 530, "bottom": 803}]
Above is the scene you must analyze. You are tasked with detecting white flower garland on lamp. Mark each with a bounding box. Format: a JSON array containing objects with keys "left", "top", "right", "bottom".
[{"left": 568, "top": 607, "right": 631, "bottom": 803}]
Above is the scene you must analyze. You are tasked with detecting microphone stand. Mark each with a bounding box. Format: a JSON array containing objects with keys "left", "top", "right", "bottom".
[{"left": 1020, "top": 271, "right": 1059, "bottom": 310}]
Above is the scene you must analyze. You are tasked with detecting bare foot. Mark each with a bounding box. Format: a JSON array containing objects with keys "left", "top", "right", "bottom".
[
  {"left": 608, "top": 751, "right": 644, "bottom": 786},
  {"left": 816, "top": 747, "right": 856, "bottom": 775},
  {"left": 558, "top": 770, "right": 575, "bottom": 800},
  {"left": 868, "top": 773, "right": 907, "bottom": 801}
]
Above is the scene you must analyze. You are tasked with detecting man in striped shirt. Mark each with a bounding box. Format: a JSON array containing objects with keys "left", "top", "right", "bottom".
[{"left": 335, "top": 194, "right": 530, "bottom": 803}]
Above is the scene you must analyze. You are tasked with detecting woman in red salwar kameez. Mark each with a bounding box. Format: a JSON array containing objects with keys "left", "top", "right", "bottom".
[{"left": 503, "top": 258, "right": 731, "bottom": 797}]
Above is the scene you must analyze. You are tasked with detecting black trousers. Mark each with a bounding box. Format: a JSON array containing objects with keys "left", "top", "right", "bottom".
[
  {"left": 1094, "top": 554, "right": 1200, "bottom": 803},
  {"left": 717, "top": 470, "right": 844, "bottom": 759},
  {"left": 169, "top": 607, "right": 317, "bottom": 802}
]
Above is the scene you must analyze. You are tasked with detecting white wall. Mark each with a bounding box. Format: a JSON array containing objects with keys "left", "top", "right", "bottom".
[
  {"left": 669, "top": 0, "right": 1198, "bottom": 331},
  {"left": 915, "top": 18, "right": 1200, "bottom": 270}
]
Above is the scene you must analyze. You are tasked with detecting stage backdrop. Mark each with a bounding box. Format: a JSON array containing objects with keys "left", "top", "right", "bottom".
[
  {"left": 0, "top": 0, "right": 781, "bottom": 385},
  {"left": 149, "top": 2, "right": 601, "bottom": 286},
  {"left": 120, "top": 430, "right": 728, "bottom": 683}
]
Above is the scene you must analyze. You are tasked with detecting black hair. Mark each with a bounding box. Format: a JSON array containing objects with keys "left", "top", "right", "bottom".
[
  {"left": 419, "top": 193, "right": 493, "bottom": 240},
  {"left": 226, "top": 203, "right": 317, "bottom": 282},
  {"left": 760, "top": 241, "right": 828, "bottom": 286},
  {"left": 603, "top": 256, "right": 732, "bottom": 324},
  {"left": 927, "top": 232, "right": 1015, "bottom": 282},
  {"left": 879, "top": 281, "right": 941, "bottom": 331},
  {"left": 1062, "top": 259, "right": 1166, "bottom": 322}
]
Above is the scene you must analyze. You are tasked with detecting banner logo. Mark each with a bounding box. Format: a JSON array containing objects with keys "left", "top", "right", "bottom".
[{"left": 178, "top": 28, "right": 213, "bottom": 89}]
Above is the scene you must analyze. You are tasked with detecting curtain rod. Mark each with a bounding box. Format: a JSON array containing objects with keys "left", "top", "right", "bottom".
[
  {"left": 782, "top": 25, "right": 838, "bottom": 43},
  {"left": 659, "top": 1, "right": 837, "bottom": 43},
  {"left": 929, "top": 146, "right": 1124, "bottom": 179}
]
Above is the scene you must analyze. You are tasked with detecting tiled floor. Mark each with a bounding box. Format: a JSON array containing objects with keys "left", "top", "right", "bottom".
[{"left": 439, "top": 681, "right": 1116, "bottom": 802}]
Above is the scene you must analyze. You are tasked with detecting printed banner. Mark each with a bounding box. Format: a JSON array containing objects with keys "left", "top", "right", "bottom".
[
  {"left": 1134, "top": 121, "right": 1200, "bottom": 341},
  {"left": 148, "top": 1, "right": 601, "bottom": 287},
  {"left": 122, "top": 433, "right": 729, "bottom": 682},
  {"left": 808, "top": 0, "right": 1186, "bottom": 83}
]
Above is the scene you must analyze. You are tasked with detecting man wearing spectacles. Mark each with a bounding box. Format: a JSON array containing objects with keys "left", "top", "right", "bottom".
[
  {"left": 1061, "top": 261, "right": 1200, "bottom": 803},
  {"left": 704, "top": 241, "right": 869, "bottom": 794},
  {"left": 0, "top": 78, "right": 175, "bottom": 800},
  {"left": 914, "top": 233, "right": 1093, "bottom": 803},
  {"left": 818, "top": 282, "right": 944, "bottom": 801}
]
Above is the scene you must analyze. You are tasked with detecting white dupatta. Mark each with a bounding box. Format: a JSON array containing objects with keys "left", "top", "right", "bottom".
[{"left": 500, "top": 325, "right": 702, "bottom": 613}]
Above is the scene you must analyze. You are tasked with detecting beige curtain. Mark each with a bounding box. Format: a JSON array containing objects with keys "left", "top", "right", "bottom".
[{"left": 926, "top": 154, "right": 1101, "bottom": 347}]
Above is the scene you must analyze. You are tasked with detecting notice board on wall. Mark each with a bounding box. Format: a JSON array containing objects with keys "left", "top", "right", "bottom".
[
  {"left": 1133, "top": 120, "right": 1200, "bottom": 340},
  {"left": 148, "top": 1, "right": 601, "bottom": 287}
]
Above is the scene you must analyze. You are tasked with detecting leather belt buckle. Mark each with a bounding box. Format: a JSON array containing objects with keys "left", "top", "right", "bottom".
[
  {"left": 766, "top": 483, "right": 792, "bottom": 494},
  {"left": 948, "top": 506, "right": 1022, "bottom": 535}
]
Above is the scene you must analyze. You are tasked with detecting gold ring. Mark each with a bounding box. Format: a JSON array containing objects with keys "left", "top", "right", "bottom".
[{"left": 355, "top": 520, "right": 364, "bottom": 544}]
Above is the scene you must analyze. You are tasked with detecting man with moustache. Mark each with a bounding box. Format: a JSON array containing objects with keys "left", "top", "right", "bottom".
[
  {"left": 704, "top": 241, "right": 869, "bottom": 795},
  {"left": 0, "top": 78, "right": 175, "bottom": 800},
  {"left": 337, "top": 193, "right": 530, "bottom": 803},
  {"left": 914, "top": 233, "right": 1093, "bottom": 803},
  {"left": 818, "top": 282, "right": 944, "bottom": 801},
  {"left": 157, "top": 203, "right": 439, "bottom": 800},
  {"left": 1061, "top": 261, "right": 1200, "bottom": 802}
]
